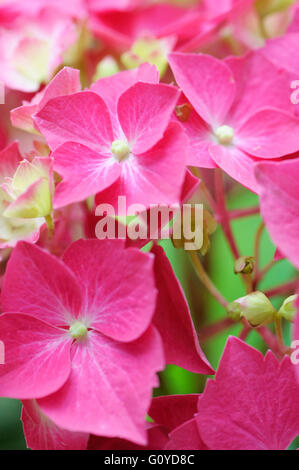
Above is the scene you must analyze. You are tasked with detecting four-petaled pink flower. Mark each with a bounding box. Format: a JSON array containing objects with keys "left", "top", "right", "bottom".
[
  {"left": 169, "top": 51, "right": 299, "bottom": 193},
  {"left": 0, "top": 239, "right": 164, "bottom": 444},
  {"left": 35, "top": 66, "right": 187, "bottom": 213}
]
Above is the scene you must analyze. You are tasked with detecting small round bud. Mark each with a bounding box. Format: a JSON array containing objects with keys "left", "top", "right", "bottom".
[
  {"left": 69, "top": 321, "right": 88, "bottom": 340},
  {"left": 227, "top": 291, "right": 276, "bottom": 327},
  {"left": 215, "top": 125, "right": 234, "bottom": 145},
  {"left": 278, "top": 294, "right": 298, "bottom": 322},
  {"left": 234, "top": 256, "right": 255, "bottom": 274},
  {"left": 111, "top": 140, "right": 130, "bottom": 162},
  {"left": 93, "top": 56, "right": 119, "bottom": 80}
]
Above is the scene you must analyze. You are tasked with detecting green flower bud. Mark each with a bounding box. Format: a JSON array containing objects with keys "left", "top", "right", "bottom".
[
  {"left": 234, "top": 256, "right": 255, "bottom": 274},
  {"left": 121, "top": 37, "right": 173, "bottom": 77},
  {"left": 227, "top": 301, "right": 242, "bottom": 321},
  {"left": 227, "top": 291, "right": 276, "bottom": 327},
  {"left": 93, "top": 56, "right": 119, "bottom": 81},
  {"left": 278, "top": 294, "right": 298, "bottom": 322}
]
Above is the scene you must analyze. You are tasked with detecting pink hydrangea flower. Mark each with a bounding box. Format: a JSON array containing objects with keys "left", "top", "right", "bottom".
[
  {"left": 0, "top": 239, "right": 164, "bottom": 444},
  {"left": 169, "top": 51, "right": 299, "bottom": 192},
  {"left": 255, "top": 157, "right": 299, "bottom": 270},
  {"left": 196, "top": 337, "right": 299, "bottom": 450},
  {"left": 0, "top": 8, "right": 78, "bottom": 92},
  {"left": 35, "top": 68, "right": 187, "bottom": 213}
]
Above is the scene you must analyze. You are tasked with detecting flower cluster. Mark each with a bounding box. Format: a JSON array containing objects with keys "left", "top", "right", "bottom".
[{"left": 0, "top": 0, "right": 299, "bottom": 451}]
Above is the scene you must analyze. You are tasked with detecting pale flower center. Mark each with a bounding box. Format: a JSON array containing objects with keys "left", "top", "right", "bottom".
[
  {"left": 215, "top": 125, "right": 234, "bottom": 145},
  {"left": 69, "top": 321, "right": 88, "bottom": 340},
  {"left": 111, "top": 140, "right": 130, "bottom": 162}
]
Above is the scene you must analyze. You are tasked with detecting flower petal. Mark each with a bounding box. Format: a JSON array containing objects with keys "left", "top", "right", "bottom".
[
  {"left": 2, "top": 242, "right": 83, "bottom": 326},
  {"left": 62, "top": 239, "right": 157, "bottom": 342},
  {"left": 117, "top": 82, "right": 179, "bottom": 154},
  {"left": 196, "top": 337, "right": 299, "bottom": 450},
  {"left": 38, "top": 327, "right": 164, "bottom": 444},
  {"left": 53, "top": 142, "right": 121, "bottom": 208},
  {"left": 0, "top": 313, "right": 72, "bottom": 399},
  {"left": 237, "top": 109, "right": 299, "bottom": 158},
  {"left": 22, "top": 400, "right": 88, "bottom": 450},
  {"left": 169, "top": 52, "right": 235, "bottom": 128},
  {"left": 35, "top": 91, "right": 114, "bottom": 152},
  {"left": 255, "top": 158, "right": 299, "bottom": 269},
  {"left": 152, "top": 245, "right": 213, "bottom": 374}
]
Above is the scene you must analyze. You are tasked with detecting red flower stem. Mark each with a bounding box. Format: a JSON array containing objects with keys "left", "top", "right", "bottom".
[
  {"left": 252, "top": 221, "right": 265, "bottom": 289},
  {"left": 190, "top": 167, "right": 217, "bottom": 213},
  {"left": 228, "top": 207, "right": 260, "bottom": 220},
  {"left": 198, "top": 317, "right": 235, "bottom": 342},
  {"left": 239, "top": 321, "right": 251, "bottom": 341},
  {"left": 214, "top": 169, "right": 240, "bottom": 260},
  {"left": 257, "top": 326, "right": 284, "bottom": 358},
  {"left": 264, "top": 280, "right": 298, "bottom": 298}
]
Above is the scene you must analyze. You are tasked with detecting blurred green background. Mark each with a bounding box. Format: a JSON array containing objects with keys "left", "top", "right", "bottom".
[{"left": 0, "top": 184, "right": 298, "bottom": 449}]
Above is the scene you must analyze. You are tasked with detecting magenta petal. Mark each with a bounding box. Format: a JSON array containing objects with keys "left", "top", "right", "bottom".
[
  {"left": 37, "top": 67, "right": 81, "bottom": 109},
  {"left": 175, "top": 107, "right": 216, "bottom": 168},
  {"left": 210, "top": 143, "right": 258, "bottom": 193},
  {"left": 152, "top": 245, "right": 213, "bottom": 374},
  {"left": 91, "top": 63, "right": 159, "bottom": 115},
  {"left": 11, "top": 67, "right": 81, "bottom": 133},
  {"left": 53, "top": 142, "right": 121, "bottom": 208},
  {"left": 261, "top": 33, "right": 299, "bottom": 76},
  {"left": 87, "top": 424, "right": 168, "bottom": 450},
  {"left": 38, "top": 327, "right": 164, "bottom": 444},
  {"left": 165, "top": 418, "right": 208, "bottom": 450},
  {"left": 181, "top": 169, "right": 201, "bottom": 203},
  {"left": 237, "top": 109, "right": 299, "bottom": 158},
  {"left": 62, "top": 239, "right": 157, "bottom": 342},
  {"left": 22, "top": 400, "right": 88, "bottom": 450},
  {"left": 196, "top": 337, "right": 299, "bottom": 450},
  {"left": 0, "top": 313, "right": 72, "bottom": 399},
  {"left": 117, "top": 82, "right": 179, "bottom": 154},
  {"left": 34, "top": 91, "right": 114, "bottom": 152},
  {"left": 226, "top": 51, "right": 294, "bottom": 128},
  {"left": 169, "top": 52, "right": 235, "bottom": 127},
  {"left": 149, "top": 394, "right": 200, "bottom": 433},
  {"left": 0, "top": 142, "right": 22, "bottom": 182},
  {"left": 255, "top": 158, "right": 299, "bottom": 269},
  {"left": 2, "top": 242, "right": 83, "bottom": 326}
]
